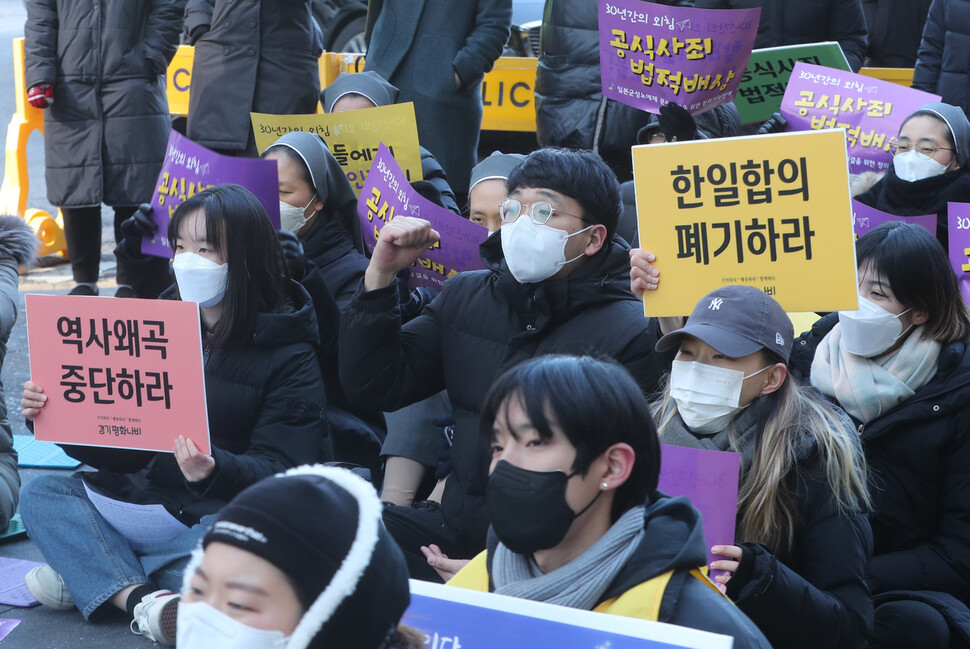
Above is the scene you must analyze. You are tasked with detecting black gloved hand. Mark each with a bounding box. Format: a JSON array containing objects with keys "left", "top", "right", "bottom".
[
  {"left": 757, "top": 112, "right": 788, "bottom": 135},
  {"left": 277, "top": 230, "right": 308, "bottom": 279},
  {"left": 118, "top": 203, "right": 158, "bottom": 258},
  {"left": 658, "top": 103, "right": 698, "bottom": 142}
]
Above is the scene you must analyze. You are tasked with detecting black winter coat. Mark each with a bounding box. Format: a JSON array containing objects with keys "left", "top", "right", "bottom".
[
  {"left": 914, "top": 0, "right": 970, "bottom": 114},
  {"left": 853, "top": 165, "right": 970, "bottom": 249},
  {"left": 694, "top": 0, "right": 869, "bottom": 71},
  {"left": 365, "top": 0, "right": 511, "bottom": 196},
  {"left": 725, "top": 446, "right": 873, "bottom": 649},
  {"left": 863, "top": 0, "right": 933, "bottom": 67},
  {"left": 61, "top": 281, "right": 330, "bottom": 525},
  {"left": 339, "top": 232, "right": 672, "bottom": 554},
  {"left": 25, "top": 0, "right": 182, "bottom": 207},
  {"left": 791, "top": 314, "right": 970, "bottom": 613},
  {"left": 185, "top": 0, "right": 321, "bottom": 153},
  {"left": 301, "top": 217, "right": 370, "bottom": 310}
]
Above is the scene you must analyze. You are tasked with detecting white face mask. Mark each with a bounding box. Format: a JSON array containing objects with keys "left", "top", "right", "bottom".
[
  {"left": 173, "top": 252, "right": 229, "bottom": 308},
  {"left": 278, "top": 194, "right": 316, "bottom": 233},
  {"left": 892, "top": 150, "right": 951, "bottom": 182},
  {"left": 177, "top": 601, "right": 289, "bottom": 649},
  {"left": 500, "top": 218, "right": 593, "bottom": 284},
  {"left": 838, "top": 296, "right": 912, "bottom": 358},
  {"left": 670, "top": 360, "right": 771, "bottom": 434}
]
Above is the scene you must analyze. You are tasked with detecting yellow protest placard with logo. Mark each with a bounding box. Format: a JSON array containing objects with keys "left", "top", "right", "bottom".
[
  {"left": 251, "top": 103, "right": 424, "bottom": 196},
  {"left": 632, "top": 129, "right": 858, "bottom": 316}
]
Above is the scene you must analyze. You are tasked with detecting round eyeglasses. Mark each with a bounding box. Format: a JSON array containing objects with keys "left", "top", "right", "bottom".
[
  {"left": 500, "top": 198, "right": 589, "bottom": 225},
  {"left": 889, "top": 138, "right": 954, "bottom": 160}
]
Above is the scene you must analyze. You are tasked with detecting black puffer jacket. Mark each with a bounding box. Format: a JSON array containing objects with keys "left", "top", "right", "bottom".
[
  {"left": 791, "top": 314, "right": 970, "bottom": 611},
  {"left": 914, "top": 0, "right": 970, "bottom": 114},
  {"left": 61, "top": 281, "right": 330, "bottom": 524},
  {"left": 339, "top": 231, "right": 671, "bottom": 554},
  {"left": 694, "top": 0, "right": 869, "bottom": 71},
  {"left": 25, "top": 0, "right": 182, "bottom": 207},
  {"left": 864, "top": 0, "right": 933, "bottom": 67},
  {"left": 534, "top": 0, "right": 690, "bottom": 179},
  {"left": 301, "top": 217, "right": 371, "bottom": 310}
]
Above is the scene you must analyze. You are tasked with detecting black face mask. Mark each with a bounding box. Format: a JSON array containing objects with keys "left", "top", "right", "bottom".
[{"left": 486, "top": 460, "right": 601, "bottom": 555}]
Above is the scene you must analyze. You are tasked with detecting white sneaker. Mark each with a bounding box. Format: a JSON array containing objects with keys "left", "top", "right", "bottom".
[
  {"left": 24, "top": 565, "right": 75, "bottom": 610},
  {"left": 129, "top": 590, "right": 179, "bottom": 645}
]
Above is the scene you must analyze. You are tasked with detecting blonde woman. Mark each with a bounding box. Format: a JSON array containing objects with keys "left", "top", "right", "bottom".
[{"left": 647, "top": 285, "right": 872, "bottom": 649}]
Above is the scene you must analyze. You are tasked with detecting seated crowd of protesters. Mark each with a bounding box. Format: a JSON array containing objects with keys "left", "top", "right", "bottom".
[{"left": 14, "top": 2, "right": 970, "bottom": 645}]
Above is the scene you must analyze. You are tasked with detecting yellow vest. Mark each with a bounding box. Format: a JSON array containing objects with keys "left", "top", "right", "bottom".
[{"left": 448, "top": 551, "right": 724, "bottom": 622}]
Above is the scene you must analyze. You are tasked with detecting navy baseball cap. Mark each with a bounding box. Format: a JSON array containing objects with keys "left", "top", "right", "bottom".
[{"left": 656, "top": 285, "right": 793, "bottom": 362}]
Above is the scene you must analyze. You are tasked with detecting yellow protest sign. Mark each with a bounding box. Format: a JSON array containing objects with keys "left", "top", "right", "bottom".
[
  {"left": 480, "top": 58, "right": 538, "bottom": 132},
  {"left": 251, "top": 103, "right": 424, "bottom": 195},
  {"left": 166, "top": 45, "right": 194, "bottom": 117},
  {"left": 633, "top": 129, "right": 858, "bottom": 316}
]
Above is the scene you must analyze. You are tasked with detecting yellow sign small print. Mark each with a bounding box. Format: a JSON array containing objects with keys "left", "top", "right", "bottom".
[
  {"left": 251, "top": 102, "right": 423, "bottom": 196},
  {"left": 632, "top": 129, "right": 858, "bottom": 316}
]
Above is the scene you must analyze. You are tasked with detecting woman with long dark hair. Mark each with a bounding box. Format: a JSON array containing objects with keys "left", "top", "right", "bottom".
[{"left": 18, "top": 185, "right": 329, "bottom": 645}]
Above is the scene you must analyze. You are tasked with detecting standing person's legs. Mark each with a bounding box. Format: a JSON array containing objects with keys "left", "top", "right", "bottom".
[{"left": 61, "top": 206, "right": 103, "bottom": 287}]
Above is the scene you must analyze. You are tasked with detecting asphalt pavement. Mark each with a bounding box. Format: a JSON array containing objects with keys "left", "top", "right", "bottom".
[{"left": 0, "top": 1, "right": 143, "bottom": 646}]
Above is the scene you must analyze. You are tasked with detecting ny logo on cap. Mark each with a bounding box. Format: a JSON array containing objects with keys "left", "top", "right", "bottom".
[
  {"left": 776, "top": 333, "right": 784, "bottom": 346},
  {"left": 708, "top": 298, "right": 724, "bottom": 310}
]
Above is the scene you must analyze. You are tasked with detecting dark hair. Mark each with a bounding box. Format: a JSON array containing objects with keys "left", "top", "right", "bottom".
[
  {"left": 857, "top": 221, "right": 970, "bottom": 342},
  {"left": 262, "top": 146, "right": 317, "bottom": 196},
  {"left": 168, "top": 184, "right": 288, "bottom": 347},
  {"left": 506, "top": 148, "right": 622, "bottom": 238},
  {"left": 480, "top": 355, "right": 660, "bottom": 521}
]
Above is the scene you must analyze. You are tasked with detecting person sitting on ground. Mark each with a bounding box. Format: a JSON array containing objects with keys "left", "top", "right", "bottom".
[
  {"left": 179, "top": 465, "right": 422, "bottom": 649},
  {"left": 644, "top": 284, "right": 873, "bottom": 649},
  {"left": 790, "top": 222, "right": 970, "bottom": 649},
  {"left": 339, "top": 148, "right": 672, "bottom": 582},
  {"left": 446, "top": 355, "right": 771, "bottom": 648},
  {"left": 19, "top": 185, "right": 329, "bottom": 645},
  {"left": 321, "top": 71, "right": 460, "bottom": 215},
  {"left": 854, "top": 101, "right": 970, "bottom": 249},
  {"left": 378, "top": 150, "right": 525, "bottom": 507}
]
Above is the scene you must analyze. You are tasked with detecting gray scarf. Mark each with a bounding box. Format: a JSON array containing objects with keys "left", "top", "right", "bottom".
[
  {"left": 661, "top": 406, "right": 761, "bottom": 477},
  {"left": 491, "top": 506, "right": 645, "bottom": 610}
]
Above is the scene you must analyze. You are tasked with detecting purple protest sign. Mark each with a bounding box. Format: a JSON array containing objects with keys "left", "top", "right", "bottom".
[
  {"left": 852, "top": 200, "right": 937, "bottom": 239},
  {"left": 0, "top": 619, "right": 20, "bottom": 642},
  {"left": 658, "top": 444, "right": 740, "bottom": 578},
  {"left": 780, "top": 63, "right": 940, "bottom": 175},
  {"left": 358, "top": 144, "right": 488, "bottom": 290},
  {"left": 599, "top": 0, "right": 760, "bottom": 115},
  {"left": 948, "top": 203, "right": 970, "bottom": 305},
  {"left": 141, "top": 131, "right": 281, "bottom": 258}
]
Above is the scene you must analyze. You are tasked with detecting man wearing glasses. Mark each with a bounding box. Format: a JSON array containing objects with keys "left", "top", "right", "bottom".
[{"left": 339, "top": 148, "right": 670, "bottom": 582}]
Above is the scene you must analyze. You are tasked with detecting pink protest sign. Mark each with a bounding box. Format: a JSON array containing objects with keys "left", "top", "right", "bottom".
[
  {"left": 852, "top": 200, "right": 937, "bottom": 239},
  {"left": 781, "top": 63, "right": 941, "bottom": 175},
  {"left": 658, "top": 444, "right": 740, "bottom": 577},
  {"left": 948, "top": 203, "right": 970, "bottom": 305},
  {"left": 599, "top": 0, "right": 760, "bottom": 115},
  {"left": 358, "top": 144, "right": 488, "bottom": 290},
  {"left": 26, "top": 295, "right": 210, "bottom": 454},
  {"left": 141, "top": 131, "right": 281, "bottom": 258}
]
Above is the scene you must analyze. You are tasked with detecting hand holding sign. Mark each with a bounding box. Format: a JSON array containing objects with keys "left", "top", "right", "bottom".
[
  {"left": 21, "top": 380, "right": 46, "bottom": 420},
  {"left": 363, "top": 216, "right": 441, "bottom": 291},
  {"left": 629, "top": 248, "right": 661, "bottom": 297},
  {"left": 709, "top": 544, "right": 743, "bottom": 593},
  {"left": 174, "top": 435, "right": 215, "bottom": 482}
]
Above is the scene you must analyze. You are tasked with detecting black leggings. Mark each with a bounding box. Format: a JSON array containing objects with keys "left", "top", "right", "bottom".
[{"left": 61, "top": 205, "right": 136, "bottom": 285}]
